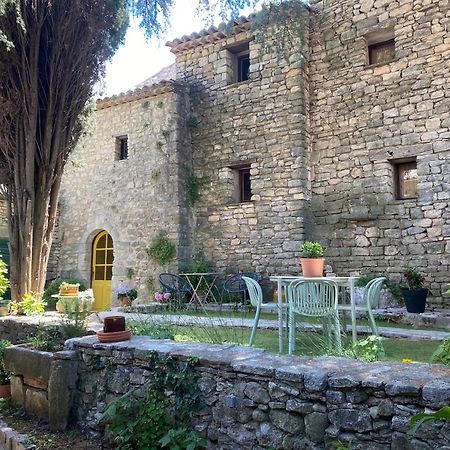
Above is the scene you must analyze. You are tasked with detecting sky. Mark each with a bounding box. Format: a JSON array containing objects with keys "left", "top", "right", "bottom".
[{"left": 103, "top": 0, "right": 244, "bottom": 97}]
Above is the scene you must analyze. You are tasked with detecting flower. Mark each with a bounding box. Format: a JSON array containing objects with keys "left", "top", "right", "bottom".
[
  {"left": 116, "top": 283, "right": 130, "bottom": 297},
  {"left": 401, "top": 267, "right": 426, "bottom": 290},
  {"left": 402, "top": 358, "right": 414, "bottom": 363},
  {"left": 154, "top": 291, "right": 171, "bottom": 302}
]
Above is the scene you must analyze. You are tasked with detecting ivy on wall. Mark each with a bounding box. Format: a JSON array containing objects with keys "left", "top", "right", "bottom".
[{"left": 146, "top": 230, "right": 176, "bottom": 265}]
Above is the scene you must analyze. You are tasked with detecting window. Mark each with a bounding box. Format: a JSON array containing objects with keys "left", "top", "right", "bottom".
[
  {"left": 366, "top": 29, "right": 395, "bottom": 66},
  {"left": 392, "top": 159, "right": 418, "bottom": 200},
  {"left": 239, "top": 167, "right": 252, "bottom": 202},
  {"left": 116, "top": 136, "right": 128, "bottom": 160},
  {"left": 225, "top": 41, "right": 250, "bottom": 84}
]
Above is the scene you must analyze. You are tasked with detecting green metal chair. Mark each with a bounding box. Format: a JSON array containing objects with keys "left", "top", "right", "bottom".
[
  {"left": 242, "top": 276, "right": 286, "bottom": 346},
  {"left": 338, "top": 277, "right": 385, "bottom": 336},
  {"left": 287, "top": 279, "right": 341, "bottom": 355}
]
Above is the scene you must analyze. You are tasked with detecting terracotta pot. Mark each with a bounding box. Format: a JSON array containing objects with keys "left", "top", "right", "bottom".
[
  {"left": 120, "top": 296, "right": 132, "bottom": 307},
  {"left": 97, "top": 329, "right": 131, "bottom": 343},
  {"left": 0, "top": 384, "right": 11, "bottom": 398},
  {"left": 104, "top": 315, "right": 126, "bottom": 333},
  {"left": 300, "top": 258, "right": 325, "bottom": 277}
]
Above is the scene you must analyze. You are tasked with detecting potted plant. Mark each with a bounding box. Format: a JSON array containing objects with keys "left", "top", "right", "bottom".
[
  {"left": 299, "top": 241, "right": 325, "bottom": 277},
  {"left": 0, "top": 339, "right": 12, "bottom": 397},
  {"left": 401, "top": 267, "right": 428, "bottom": 313},
  {"left": 117, "top": 283, "right": 138, "bottom": 306}
]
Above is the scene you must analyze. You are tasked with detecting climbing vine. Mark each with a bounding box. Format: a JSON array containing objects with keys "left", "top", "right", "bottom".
[
  {"left": 100, "top": 354, "right": 205, "bottom": 450},
  {"left": 146, "top": 230, "right": 176, "bottom": 265},
  {"left": 184, "top": 165, "right": 208, "bottom": 207}
]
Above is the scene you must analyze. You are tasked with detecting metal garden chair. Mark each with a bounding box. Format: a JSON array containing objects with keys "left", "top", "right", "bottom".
[
  {"left": 158, "top": 273, "right": 192, "bottom": 303},
  {"left": 287, "top": 279, "right": 341, "bottom": 355},
  {"left": 242, "top": 276, "right": 287, "bottom": 346},
  {"left": 223, "top": 272, "right": 260, "bottom": 304},
  {"left": 338, "top": 276, "right": 385, "bottom": 336}
]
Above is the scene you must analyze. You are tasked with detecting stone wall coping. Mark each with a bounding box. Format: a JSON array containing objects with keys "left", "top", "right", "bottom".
[
  {"left": 96, "top": 80, "right": 186, "bottom": 110},
  {"left": 73, "top": 335, "right": 450, "bottom": 407}
]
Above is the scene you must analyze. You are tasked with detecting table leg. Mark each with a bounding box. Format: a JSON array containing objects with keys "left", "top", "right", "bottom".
[
  {"left": 350, "top": 279, "right": 357, "bottom": 344},
  {"left": 278, "top": 279, "right": 283, "bottom": 353}
]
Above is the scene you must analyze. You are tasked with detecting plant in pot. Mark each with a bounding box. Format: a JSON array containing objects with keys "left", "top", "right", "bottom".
[
  {"left": 299, "top": 241, "right": 325, "bottom": 277},
  {"left": 117, "top": 283, "right": 138, "bottom": 306},
  {"left": 0, "top": 339, "right": 12, "bottom": 397},
  {"left": 401, "top": 267, "right": 428, "bottom": 314}
]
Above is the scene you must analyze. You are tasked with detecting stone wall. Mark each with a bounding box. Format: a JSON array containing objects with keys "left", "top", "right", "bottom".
[
  {"left": 54, "top": 82, "right": 193, "bottom": 303},
  {"left": 0, "top": 196, "right": 7, "bottom": 240},
  {"left": 74, "top": 336, "right": 450, "bottom": 449},
  {"left": 173, "top": 13, "right": 312, "bottom": 276},
  {"left": 309, "top": 0, "right": 450, "bottom": 305}
]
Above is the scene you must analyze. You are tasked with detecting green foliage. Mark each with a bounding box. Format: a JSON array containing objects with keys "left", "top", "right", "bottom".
[
  {"left": 128, "top": 321, "right": 175, "bottom": 339},
  {"left": 159, "top": 428, "right": 207, "bottom": 450},
  {"left": 146, "top": 230, "right": 176, "bottom": 265},
  {"left": 335, "top": 440, "right": 353, "bottom": 450},
  {"left": 127, "top": 288, "right": 138, "bottom": 301},
  {"left": 9, "top": 292, "right": 46, "bottom": 315},
  {"left": 100, "top": 355, "right": 201, "bottom": 450},
  {"left": 401, "top": 267, "right": 426, "bottom": 290},
  {"left": 151, "top": 170, "right": 161, "bottom": 180},
  {"left": 186, "top": 116, "right": 199, "bottom": 129},
  {"left": 43, "top": 278, "right": 86, "bottom": 310},
  {"left": 184, "top": 165, "right": 208, "bottom": 207},
  {"left": 125, "top": 267, "right": 135, "bottom": 279},
  {"left": 300, "top": 241, "right": 324, "bottom": 258},
  {"left": 59, "top": 291, "right": 93, "bottom": 339},
  {"left": 355, "top": 274, "right": 402, "bottom": 300},
  {"left": 352, "top": 335, "right": 385, "bottom": 362},
  {"left": 145, "top": 277, "right": 155, "bottom": 294},
  {"left": 0, "top": 339, "right": 11, "bottom": 384},
  {"left": 161, "top": 129, "right": 170, "bottom": 140},
  {"left": 0, "top": 255, "right": 9, "bottom": 299},
  {"left": 182, "top": 257, "right": 212, "bottom": 291},
  {"left": 28, "top": 326, "right": 62, "bottom": 352},
  {"left": 409, "top": 406, "right": 450, "bottom": 437},
  {"left": 430, "top": 337, "right": 450, "bottom": 365},
  {"left": 156, "top": 100, "right": 164, "bottom": 109}
]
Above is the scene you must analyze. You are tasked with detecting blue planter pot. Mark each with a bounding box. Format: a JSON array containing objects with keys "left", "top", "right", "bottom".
[{"left": 401, "top": 288, "right": 428, "bottom": 313}]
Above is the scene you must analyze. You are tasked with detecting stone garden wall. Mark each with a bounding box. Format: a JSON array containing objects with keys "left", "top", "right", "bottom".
[
  {"left": 0, "top": 197, "right": 7, "bottom": 240},
  {"left": 309, "top": 0, "right": 450, "bottom": 305},
  {"left": 74, "top": 336, "right": 450, "bottom": 449},
  {"left": 54, "top": 82, "right": 193, "bottom": 303},
  {"left": 172, "top": 12, "right": 312, "bottom": 276}
]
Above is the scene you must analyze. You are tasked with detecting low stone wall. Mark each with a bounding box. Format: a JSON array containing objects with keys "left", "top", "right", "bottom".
[
  {"left": 0, "top": 419, "right": 33, "bottom": 450},
  {"left": 4, "top": 346, "right": 78, "bottom": 430},
  {"left": 74, "top": 336, "right": 450, "bottom": 449},
  {"left": 0, "top": 317, "right": 41, "bottom": 344}
]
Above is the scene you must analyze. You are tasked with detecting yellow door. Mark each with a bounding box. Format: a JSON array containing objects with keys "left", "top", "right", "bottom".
[{"left": 91, "top": 231, "right": 114, "bottom": 310}]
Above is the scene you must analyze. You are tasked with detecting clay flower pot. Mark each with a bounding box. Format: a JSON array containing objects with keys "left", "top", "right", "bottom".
[
  {"left": 120, "top": 296, "right": 132, "bottom": 307},
  {"left": 0, "top": 384, "right": 11, "bottom": 398},
  {"left": 300, "top": 258, "right": 325, "bottom": 277}
]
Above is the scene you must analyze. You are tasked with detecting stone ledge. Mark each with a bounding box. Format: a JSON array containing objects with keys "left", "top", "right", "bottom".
[{"left": 0, "top": 418, "right": 35, "bottom": 450}]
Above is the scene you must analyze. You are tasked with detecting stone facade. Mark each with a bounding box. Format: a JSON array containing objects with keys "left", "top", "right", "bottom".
[
  {"left": 74, "top": 336, "right": 450, "bottom": 449},
  {"left": 54, "top": 82, "right": 192, "bottom": 301},
  {"left": 50, "top": 0, "right": 450, "bottom": 305},
  {"left": 309, "top": 0, "right": 450, "bottom": 306}
]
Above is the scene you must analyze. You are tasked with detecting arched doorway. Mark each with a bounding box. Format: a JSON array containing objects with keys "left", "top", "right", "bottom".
[{"left": 91, "top": 230, "right": 114, "bottom": 310}]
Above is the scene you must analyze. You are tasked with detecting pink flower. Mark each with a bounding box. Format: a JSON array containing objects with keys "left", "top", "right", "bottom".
[
  {"left": 154, "top": 292, "right": 163, "bottom": 301},
  {"left": 163, "top": 292, "right": 171, "bottom": 300}
]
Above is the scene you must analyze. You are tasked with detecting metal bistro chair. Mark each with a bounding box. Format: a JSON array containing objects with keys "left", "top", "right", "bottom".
[
  {"left": 242, "top": 276, "right": 286, "bottom": 347},
  {"left": 287, "top": 279, "right": 341, "bottom": 355},
  {"left": 158, "top": 273, "right": 192, "bottom": 303},
  {"left": 223, "top": 272, "right": 260, "bottom": 305},
  {"left": 338, "top": 277, "right": 385, "bottom": 336}
]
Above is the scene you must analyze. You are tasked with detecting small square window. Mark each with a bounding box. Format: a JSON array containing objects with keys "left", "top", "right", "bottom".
[
  {"left": 225, "top": 41, "right": 250, "bottom": 84},
  {"left": 368, "top": 39, "right": 396, "bottom": 65},
  {"left": 392, "top": 160, "right": 418, "bottom": 200},
  {"left": 227, "top": 164, "right": 252, "bottom": 203},
  {"left": 116, "top": 136, "right": 128, "bottom": 160}
]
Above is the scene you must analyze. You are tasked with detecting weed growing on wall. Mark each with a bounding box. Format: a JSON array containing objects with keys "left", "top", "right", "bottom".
[
  {"left": 100, "top": 354, "right": 205, "bottom": 450},
  {"left": 146, "top": 230, "right": 176, "bottom": 265},
  {"left": 183, "top": 165, "right": 208, "bottom": 207}
]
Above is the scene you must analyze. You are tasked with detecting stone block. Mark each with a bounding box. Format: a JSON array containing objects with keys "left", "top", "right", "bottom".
[
  {"left": 305, "top": 412, "right": 329, "bottom": 443},
  {"left": 25, "top": 387, "right": 49, "bottom": 420},
  {"left": 10, "top": 376, "right": 25, "bottom": 407}
]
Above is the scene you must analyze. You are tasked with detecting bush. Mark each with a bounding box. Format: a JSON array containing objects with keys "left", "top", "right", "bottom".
[
  {"left": 146, "top": 230, "right": 176, "bottom": 265},
  {"left": 299, "top": 241, "right": 324, "bottom": 258},
  {"left": 0, "top": 256, "right": 9, "bottom": 300},
  {"left": 44, "top": 278, "right": 86, "bottom": 310},
  {"left": 355, "top": 274, "right": 402, "bottom": 300},
  {"left": 430, "top": 337, "right": 450, "bottom": 365},
  {"left": 0, "top": 339, "right": 12, "bottom": 384}
]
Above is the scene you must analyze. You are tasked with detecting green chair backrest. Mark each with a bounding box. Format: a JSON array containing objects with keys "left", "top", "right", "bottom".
[
  {"left": 364, "top": 277, "right": 386, "bottom": 309},
  {"left": 242, "top": 276, "right": 262, "bottom": 308},
  {"left": 288, "top": 279, "right": 339, "bottom": 317}
]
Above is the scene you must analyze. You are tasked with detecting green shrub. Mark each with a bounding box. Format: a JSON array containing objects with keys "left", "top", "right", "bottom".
[
  {"left": 43, "top": 278, "right": 86, "bottom": 310},
  {"left": 9, "top": 292, "right": 46, "bottom": 315},
  {"left": 351, "top": 335, "right": 385, "bottom": 362},
  {"left": 146, "top": 231, "right": 176, "bottom": 265},
  {"left": 0, "top": 339, "right": 12, "bottom": 384},
  {"left": 0, "top": 255, "right": 9, "bottom": 300},
  {"left": 355, "top": 274, "right": 402, "bottom": 300},
  {"left": 299, "top": 241, "right": 324, "bottom": 258},
  {"left": 28, "top": 326, "right": 62, "bottom": 352},
  {"left": 430, "top": 337, "right": 450, "bottom": 365},
  {"left": 128, "top": 321, "right": 175, "bottom": 340},
  {"left": 409, "top": 406, "right": 450, "bottom": 437}
]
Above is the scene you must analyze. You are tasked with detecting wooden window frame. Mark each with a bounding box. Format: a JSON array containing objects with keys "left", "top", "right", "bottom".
[
  {"left": 392, "top": 159, "right": 418, "bottom": 200},
  {"left": 225, "top": 40, "right": 251, "bottom": 84}
]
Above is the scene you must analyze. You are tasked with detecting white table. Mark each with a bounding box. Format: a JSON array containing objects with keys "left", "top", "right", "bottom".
[
  {"left": 180, "top": 272, "right": 219, "bottom": 309},
  {"left": 269, "top": 276, "right": 360, "bottom": 353}
]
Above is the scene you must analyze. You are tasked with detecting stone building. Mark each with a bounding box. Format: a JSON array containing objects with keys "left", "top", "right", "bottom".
[{"left": 1, "top": 0, "right": 449, "bottom": 308}]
